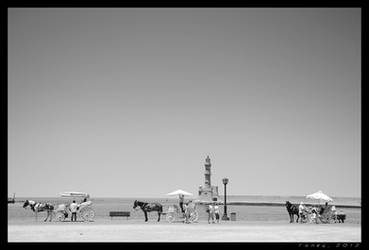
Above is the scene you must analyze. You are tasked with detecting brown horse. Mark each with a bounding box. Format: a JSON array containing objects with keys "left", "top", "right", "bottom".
[
  {"left": 285, "top": 201, "right": 300, "bottom": 223},
  {"left": 133, "top": 200, "right": 163, "bottom": 222}
]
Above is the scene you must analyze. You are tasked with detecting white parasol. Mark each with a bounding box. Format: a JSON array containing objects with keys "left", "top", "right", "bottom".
[
  {"left": 306, "top": 190, "right": 333, "bottom": 203},
  {"left": 166, "top": 189, "right": 193, "bottom": 196}
]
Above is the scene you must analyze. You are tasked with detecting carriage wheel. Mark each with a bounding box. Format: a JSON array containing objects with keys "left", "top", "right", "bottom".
[
  {"left": 80, "top": 207, "right": 95, "bottom": 221},
  {"left": 166, "top": 212, "right": 175, "bottom": 223},
  {"left": 55, "top": 211, "right": 66, "bottom": 222},
  {"left": 319, "top": 215, "right": 329, "bottom": 224},
  {"left": 188, "top": 211, "right": 199, "bottom": 223},
  {"left": 300, "top": 214, "right": 308, "bottom": 223}
]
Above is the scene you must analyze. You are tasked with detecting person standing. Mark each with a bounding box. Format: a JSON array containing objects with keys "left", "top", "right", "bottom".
[
  {"left": 70, "top": 200, "right": 78, "bottom": 222},
  {"left": 184, "top": 200, "right": 195, "bottom": 224},
  {"left": 214, "top": 202, "right": 220, "bottom": 223},
  {"left": 311, "top": 207, "right": 319, "bottom": 224},
  {"left": 332, "top": 205, "right": 338, "bottom": 222},
  {"left": 207, "top": 203, "right": 215, "bottom": 224},
  {"left": 298, "top": 202, "right": 305, "bottom": 223},
  {"left": 179, "top": 194, "right": 185, "bottom": 214}
]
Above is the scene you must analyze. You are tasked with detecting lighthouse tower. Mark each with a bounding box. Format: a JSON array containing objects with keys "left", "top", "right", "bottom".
[
  {"left": 198, "top": 156, "right": 219, "bottom": 201},
  {"left": 204, "top": 155, "right": 211, "bottom": 188}
]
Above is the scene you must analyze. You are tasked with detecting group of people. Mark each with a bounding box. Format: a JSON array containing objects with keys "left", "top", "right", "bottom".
[
  {"left": 298, "top": 201, "right": 344, "bottom": 223},
  {"left": 179, "top": 195, "right": 197, "bottom": 223},
  {"left": 179, "top": 194, "right": 220, "bottom": 224},
  {"left": 178, "top": 195, "right": 220, "bottom": 224},
  {"left": 206, "top": 200, "right": 220, "bottom": 224}
]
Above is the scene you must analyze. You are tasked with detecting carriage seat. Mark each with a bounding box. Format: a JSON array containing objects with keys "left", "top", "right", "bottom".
[{"left": 109, "top": 211, "right": 131, "bottom": 220}]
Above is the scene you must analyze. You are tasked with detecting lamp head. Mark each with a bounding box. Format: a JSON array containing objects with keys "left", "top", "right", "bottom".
[{"left": 222, "top": 178, "right": 229, "bottom": 185}]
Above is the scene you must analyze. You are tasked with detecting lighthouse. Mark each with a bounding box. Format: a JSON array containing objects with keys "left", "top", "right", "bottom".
[
  {"left": 198, "top": 156, "right": 219, "bottom": 201},
  {"left": 204, "top": 155, "right": 211, "bottom": 187}
]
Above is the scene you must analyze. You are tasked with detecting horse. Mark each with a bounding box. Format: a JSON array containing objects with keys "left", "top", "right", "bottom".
[
  {"left": 23, "top": 200, "right": 55, "bottom": 222},
  {"left": 285, "top": 201, "right": 300, "bottom": 223},
  {"left": 133, "top": 200, "right": 163, "bottom": 222}
]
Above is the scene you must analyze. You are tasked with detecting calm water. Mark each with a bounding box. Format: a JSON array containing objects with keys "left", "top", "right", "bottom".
[{"left": 8, "top": 196, "right": 361, "bottom": 224}]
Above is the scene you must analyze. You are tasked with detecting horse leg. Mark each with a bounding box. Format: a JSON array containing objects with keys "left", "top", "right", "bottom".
[
  {"left": 44, "top": 212, "right": 48, "bottom": 222},
  {"left": 158, "top": 211, "right": 161, "bottom": 222},
  {"left": 289, "top": 213, "right": 293, "bottom": 223},
  {"left": 296, "top": 214, "right": 299, "bottom": 223},
  {"left": 144, "top": 211, "right": 148, "bottom": 222}
]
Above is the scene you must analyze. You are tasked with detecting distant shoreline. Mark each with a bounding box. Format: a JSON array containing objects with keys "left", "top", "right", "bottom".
[{"left": 10, "top": 199, "right": 361, "bottom": 209}]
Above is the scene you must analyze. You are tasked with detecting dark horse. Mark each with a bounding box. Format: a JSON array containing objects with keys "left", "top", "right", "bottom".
[
  {"left": 23, "top": 200, "right": 55, "bottom": 222},
  {"left": 285, "top": 201, "right": 300, "bottom": 223},
  {"left": 133, "top": 200, "right": 163, "bottom": 222}
]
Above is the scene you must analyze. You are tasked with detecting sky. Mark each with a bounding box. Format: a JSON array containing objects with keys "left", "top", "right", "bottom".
[{"left": 8, "top": 8, "right": 361, "bottom": 198}]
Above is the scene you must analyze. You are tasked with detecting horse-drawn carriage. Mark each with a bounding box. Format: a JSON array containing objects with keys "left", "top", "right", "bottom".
[
  {"left": 165, "top": 203, "right": 199, "bottom": 223},
  {"left": 55, "top": 192, "right": 95, "bottom": 222},
  {"left": 132, "top": 200, "right": 199, "bottom": 223},
  {"left": 286, "top": 201, "right": 345, "bottom": 224},
  {"left": 300, "top": 205, "right": 344, "bottom": 224}
]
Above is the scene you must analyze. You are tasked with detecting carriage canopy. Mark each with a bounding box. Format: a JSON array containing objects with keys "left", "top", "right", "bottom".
[{"left": 166, "top": 189, "right": 193, "bottom": 196}]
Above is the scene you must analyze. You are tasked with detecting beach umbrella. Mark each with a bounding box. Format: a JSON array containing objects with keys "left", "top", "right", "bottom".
[
  {"left": 166, "top": 189, "right": 193, "bottom": 196},
  {"left": 306, "top": 190, "right": 333, "bottom": 203}
]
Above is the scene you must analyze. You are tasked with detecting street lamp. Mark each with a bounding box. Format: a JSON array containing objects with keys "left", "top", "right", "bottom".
[{"left": 222, "top": 178, "right": 229, "bottom": 220}]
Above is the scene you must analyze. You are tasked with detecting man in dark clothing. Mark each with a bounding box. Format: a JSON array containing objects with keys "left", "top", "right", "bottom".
[{"left": 179, "top": 194, "right": 185, "bottom": 213}]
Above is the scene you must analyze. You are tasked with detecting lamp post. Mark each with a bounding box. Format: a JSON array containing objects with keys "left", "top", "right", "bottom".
[{"left": 222, "top": 178, "right": 229, "bottom": 220}]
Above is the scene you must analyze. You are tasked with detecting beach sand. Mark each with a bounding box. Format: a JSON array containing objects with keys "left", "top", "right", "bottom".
[{"left": 8, "top": 220, "right": 361, "bottom": 242}]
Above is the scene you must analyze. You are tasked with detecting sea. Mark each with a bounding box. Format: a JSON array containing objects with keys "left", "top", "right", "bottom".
[{"left": 8, "top": 195, "right": 361, "bottom": 224}]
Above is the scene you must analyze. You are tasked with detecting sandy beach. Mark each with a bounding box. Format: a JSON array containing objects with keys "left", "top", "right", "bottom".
[{"left": 8, "top": 220, "right": 361, "bottom": 242}]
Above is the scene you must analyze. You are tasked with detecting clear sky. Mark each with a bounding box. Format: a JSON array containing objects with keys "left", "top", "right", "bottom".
[{"left": 8, "top": 8, "right": 361, "bottom": 198}]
